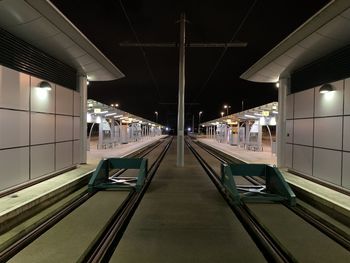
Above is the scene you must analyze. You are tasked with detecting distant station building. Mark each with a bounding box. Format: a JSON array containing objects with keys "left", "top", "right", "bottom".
[
  {"left": 0, "top": 1, "right": 124, "bottom": 191},
  {"left": 241, "top": 0, "right": 350, "bottom": 190}
]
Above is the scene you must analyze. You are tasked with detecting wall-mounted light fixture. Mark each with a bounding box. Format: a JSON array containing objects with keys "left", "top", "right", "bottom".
[
  {"left": 38, "top": 81, "right": 52, "bottom": 91},
  {"left": 319, "top": 83, "right": 333, "bottom": 94}
]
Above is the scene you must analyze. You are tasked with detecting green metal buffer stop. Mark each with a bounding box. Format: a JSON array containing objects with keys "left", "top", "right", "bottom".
[
  {"left": 221, "top": 163, "right": 296, "bottom": 206},
  {"left": 88, "top": 158, "right": 148, "bottom": 193}
]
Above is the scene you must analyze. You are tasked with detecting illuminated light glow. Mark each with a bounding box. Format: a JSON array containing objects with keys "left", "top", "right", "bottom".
[
  {"left": 35, "top": 87, "right": 49, "bottom": 100},
  {"left": 269, "top": 116, "right": 277, "bottom": 126},
  {"left": 87, "top": 113, "right": 92, "bottom": 123},
  {"left": 244, "top": 114, "right": 258, "bottom": 119},
  {"left": 259, "top": 117, "right": 266, "bottom": 125},
  {"left": 272, "top": 105, "right": 277, "bottom": 110},
  {"left": 165, "top": 127, "right": 169, "bottom": 131},
  {"left": 96, "top": 116, "right": 102, "bottom": 124},
  {"left": 272, "top": 111, "right": 278, "bottom": 114},
  {"left": 94, "top": 108, "right": 101, "bottom": 113},
  {"left": 105, "top": 112, "right": 116, "bottom": 116},
  {"left": 275, "top": 82, "right": 280, "bottom": 88},
  {"left": 100, "top": 111, "right": 108, "bottom": 114},
  {"left": 324, "top": 90, "right": 335, "bottom": 100},
  {"left": 201, "top": 125, "right": 205, "bottom": 127},
  {"left": 88, "top": 103, "right": 93, "bottom": 107},
  {"left": 187, "top": 127, "right": 191, "bottom": 132}
]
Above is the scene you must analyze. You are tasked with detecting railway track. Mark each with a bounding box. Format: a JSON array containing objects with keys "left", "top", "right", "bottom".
[
  {"left": 1, "top": 137, "right": 172, "bottom": 262},
  {"left": 187, "top": 137, "right": 350, "bottom": 262}
]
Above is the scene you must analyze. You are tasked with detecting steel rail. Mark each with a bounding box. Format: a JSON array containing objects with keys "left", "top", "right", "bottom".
[
  {"left": 192, "top": 138, "right": 350, "bottom": 251},
  {"left": 0, "top": 138, "right": 168, "bottom": 262},
  {"left": 185, "top": 138, "right": 291, "bottom": 262},
  {"left": 83, "top": 137, "right": 173, "bottom": 262}
]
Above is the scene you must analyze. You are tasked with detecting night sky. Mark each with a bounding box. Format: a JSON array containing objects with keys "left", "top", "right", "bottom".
[{"left": 51, "top": 0, "right": 329, "bottom": 129}]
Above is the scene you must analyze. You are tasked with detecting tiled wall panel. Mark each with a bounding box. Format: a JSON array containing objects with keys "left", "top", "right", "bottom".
[
  {"left": 345, "top": 78, "right": 350, "bottom": 115},
  {"left": 342, "top": 152, "right": 350, "bottom": 189},
  {"left": 31, "top": 113, "right": 55, "bottom": 145},
  {"left": 73, "top": 91, "right": 80, "bottom": 116},
  {"left": 293, "top": 119, "right": 313, "bottom": 146},
  {"left": 294, "top": 88, "right": 314, "bottom": 118},
  {"left": 344, "top": 116, "right": 350, "bottom": 152},
  {"left": 73, "top": 140, "right": 80, "bottom": 164},
  {"left": 285, "top": 143, "right": 293, "bottom": 168},
  {"left": 0, "top": 147, "right": 29, "bottom": 190},
  {"left": 73, "top": 117, "right": 80, "bottom": 140},
  {"left": 56, "top": 115, "right": 73, "bottom": 142},
  {"left": 30, "top": 144, "right": 55, "bottom": 178},
  {"left": 56, "top": 141, "right": 73, "bottom": 170},
  {"left": 314, "top": 117, "right": 342, "bottom": 150},
  {"left": 286, "top": 94, "right": 294, "bottom": 119},
  {"left": 286, "top": 120, "right": 293, "bottom": 143},
  {"left": 313, "top": 148, "right": 342, "bottom": 185},
  {"left": 0, "top": 66, "right": 30, "bottom": 110},
  {"left": 0, "top": 109, "right": 29, "bottom": 149},
  {"left": 293, "top": 145, "right": 313, "bottom": 175},
  {"left": 56, "top": 85, "right": 73, "bottom": 115}
]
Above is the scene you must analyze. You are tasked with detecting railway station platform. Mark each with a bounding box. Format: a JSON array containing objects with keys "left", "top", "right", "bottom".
[
  {"left": 197, "top": 137, "right": 350, "bottom": 222},
  {"left": 0, "top": 136, "right": 165, "bottom": 249}
]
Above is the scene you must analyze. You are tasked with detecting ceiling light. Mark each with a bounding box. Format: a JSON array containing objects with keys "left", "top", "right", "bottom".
[
  {"left": 319, "top": 83, "right": 333, "bottom": 94},
  {"left": 38, "top": 81, "right": 52, "bottom": 91}
]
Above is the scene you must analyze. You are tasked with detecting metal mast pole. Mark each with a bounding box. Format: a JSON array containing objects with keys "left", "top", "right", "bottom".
[{"left": 177, "top": 13, "right": 186, "bottom": 167}]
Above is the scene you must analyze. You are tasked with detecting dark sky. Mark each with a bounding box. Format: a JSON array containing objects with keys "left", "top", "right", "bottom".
[{"left": 52, "top": 0, "right": 329, "bottom": 129}]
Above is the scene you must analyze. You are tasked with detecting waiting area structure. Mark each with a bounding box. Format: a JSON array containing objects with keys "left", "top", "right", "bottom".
[
  {"left": 201, "top": 102, "right": 278, "bottom": 155},
  {"left": 87, "top": 99, "right": 163, "bottom": 150}
]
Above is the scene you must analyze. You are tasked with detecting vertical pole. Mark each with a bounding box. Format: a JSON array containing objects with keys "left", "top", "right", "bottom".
[
  {"left": 177, "top": 13, "right": 186, "bottom": 167},
  {"left": 192, "top": 114, "right": 194, "bottom": 134},
  {"left": 79, "top": 75, "right": 87, "bottom": 163},
  {"left": 277, "top": 78, "right": 289, "bottom": 167}
]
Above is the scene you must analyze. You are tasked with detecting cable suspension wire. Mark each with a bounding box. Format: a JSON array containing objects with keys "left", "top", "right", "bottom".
[
  {"left": 194, "top": 0, "right": 258, "bottom": 101},
  {"left": 119, "top": 0, "right": 161, "bottom": 101}
]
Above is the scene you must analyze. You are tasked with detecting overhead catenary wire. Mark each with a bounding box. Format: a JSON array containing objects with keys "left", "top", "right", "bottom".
[
  {"left": 119, "top": 0, "right": 161, "bottom": 101},
  {"left": 194, "top": 0, "right": 258, "bottom": 101}
]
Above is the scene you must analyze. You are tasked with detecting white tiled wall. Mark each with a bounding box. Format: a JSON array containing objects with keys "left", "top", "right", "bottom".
[
  {"left": 0, "top": 147, "right": 29, "bottom": 189},
  {"left": 293, "top": 145, "right": 313, "bottom": 175},
  {"left": 30, "top": 144, "right": 55, "bottom": 178},
  {"left": 0, "top": 65, "right": 80, "bottom": 191},
  {"left": 0, "top": 109, "right": 29, "bottom": 148},
  {"left": 286, "top": 94, "right": 294, "bottom": 119},
  {"left": 56, "top": 85, "right": 73, "bottom": 115},
  {"left": 73, "top": 140, "right": 80, "bottom": 164},
  {"left": 285, "top": 143, "right": 293, "bottom": 168},
  {"left": 342, "top": 152, "right": 350, "bottom": 189},
  {"left": 0, "top": 66, "right": 29, "bottom": 110},
  {"left": 73, "top": 91, "right": 80, "bottom": 116},
  {"left": 56, "top": 115, "right": 73, "bottom": 142},
  {"left": 313, "top": 148, "right": 342, "bottom": 185},
  {"left": 286, "top": 78, "right": 350, "bottom": 189},
  {"left": 345, "top": 78, "right": 350, "bottom": 115},
  {"left": 56, "top": 141, "right": 73, "bottom": 170},
  {"left": 294, "top": 88, "right": 314, "bottom": 118},
  {"left": 285, "top": 120, "right": 293, "bottom": 143},
  {"left": 293, "top": 119, "right": 313, "bottom": 146},
  {"left": 343, "top": 116, "right": 350, "bottom": 151},
  {"left": 31, "top": 113, "right": 55, "bottom": 144},
  {"left": 314, "top": 117, "right": 342, "bottom": 150},
  {"left": 73, "top": 117, "right": 80, "bottom": 140}
]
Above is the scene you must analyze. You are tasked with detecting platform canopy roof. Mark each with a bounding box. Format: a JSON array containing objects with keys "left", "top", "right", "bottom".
[
  {"left": 201, "top": 102, "right": 278, "bottom": 126},
  {"left": 0, "top": 0, "right": 124, "bottom": 81},
  {"left": 87, "top": 99, "right": 163, "bottom": 127},
  {"left": 240, "top": 0, "right": 350, "bottom": 83}
]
